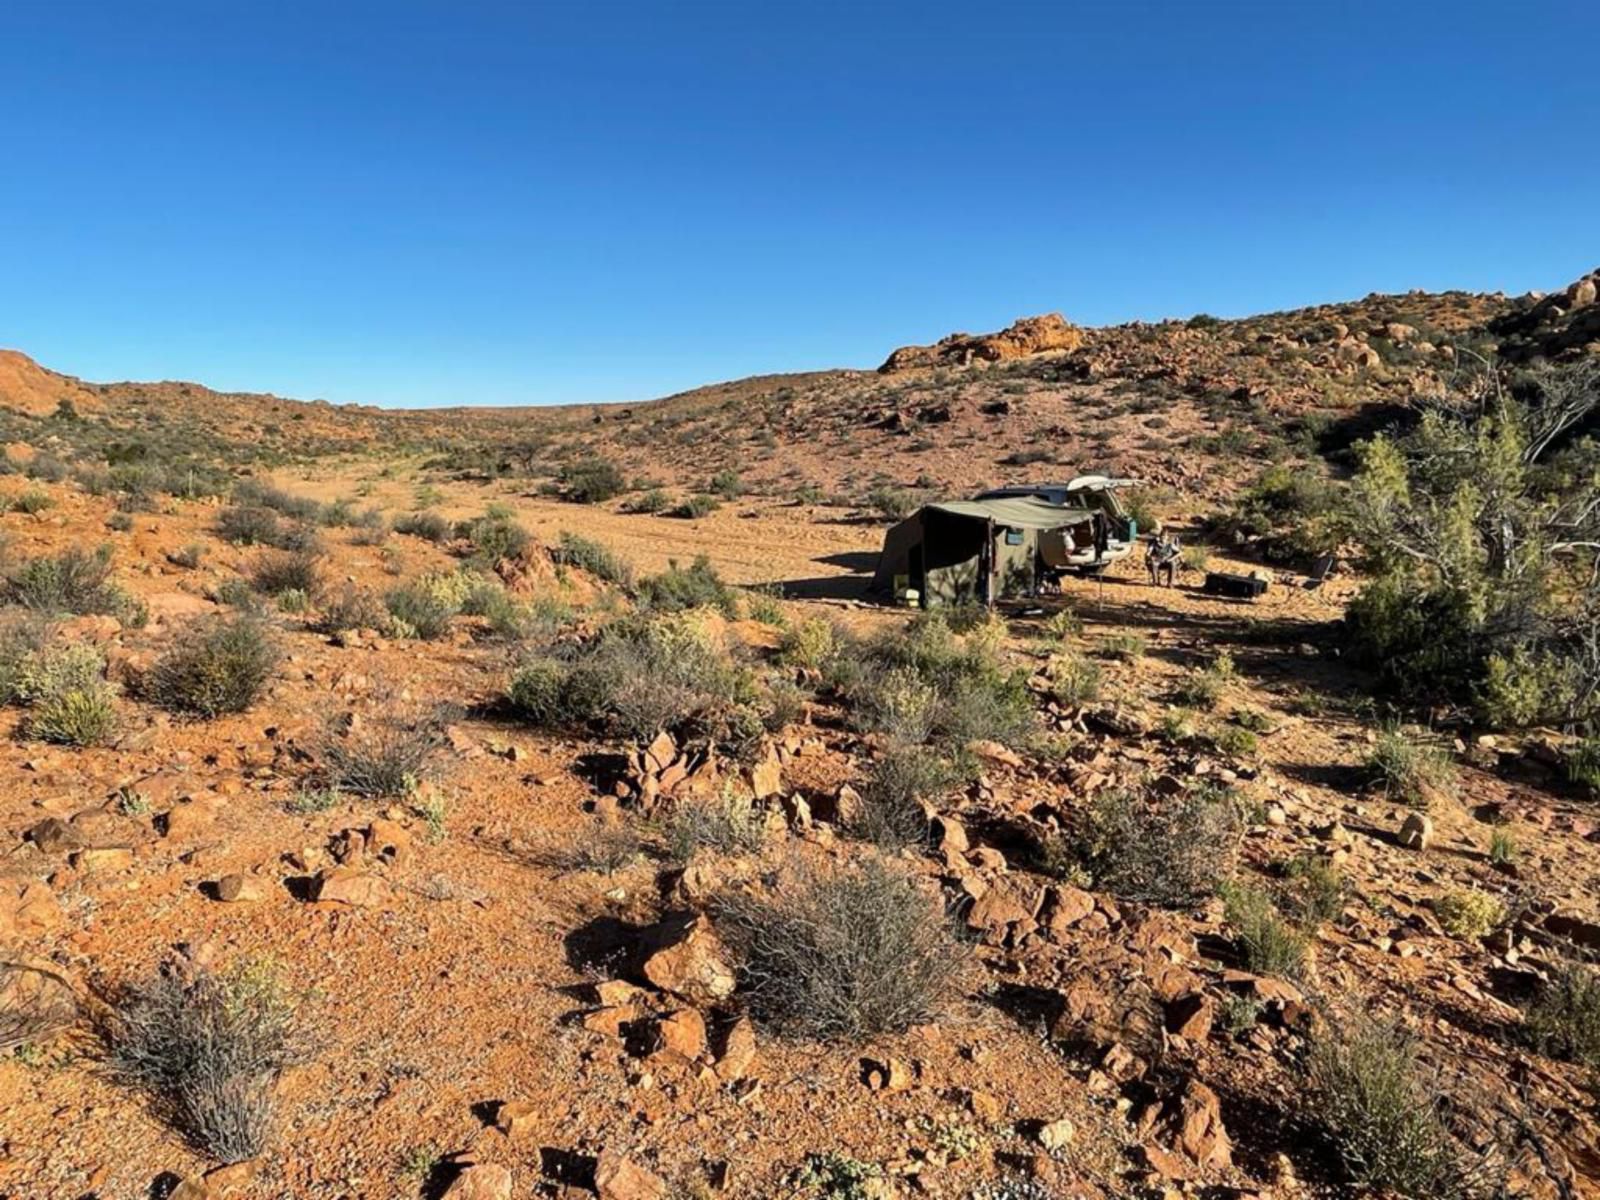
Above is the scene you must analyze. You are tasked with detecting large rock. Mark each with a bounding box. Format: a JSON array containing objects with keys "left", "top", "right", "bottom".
[
  {"left": 640, "top": 915, "right": 736, "bottom": 1004},
  {"left": 595, "top": 1152, "right": 667, "bottom": 1200},
  {"left": 313, "top": 868, "right": 388, "bottom": 907},
  {"left": 880, "top": 313, "right": 1085, "bottom": 373},
  {"left": 442, "top": 1164, "right": 512, "bottom": 1200}
]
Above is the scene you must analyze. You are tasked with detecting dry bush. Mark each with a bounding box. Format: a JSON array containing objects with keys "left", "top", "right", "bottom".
[
  {"left": 1084, "top": 784, "right": 1240, "bottom": 908},
  {"left": 6, "top": 544, "right": 144, "bottom": 623},
  {"left": 145, "top": 617, "right": 279, "bottom": 718},
  {"left": 314, "top": 585, "right": 392, "bottom": 636},
  {"left": 716, "top": 854, "right": 963, "bottom": 1040},
  {"left": 1, "top": 960, "right": 78, "bottom": 1051},
  {"left": 665, "top": 786, "right": 768, "bottom": 862},
  {"left": 110, "top": 960, "right": 308, "bottom": 1163},
  {"left": 857, "top": 742, "right": 952, "bottom": 846},
  {"left": 319, "top": 705, "right": 450, "bottom": 797},
  {"left": 1222, "top": 882, "right": 1309, "bottom": 977},
  {"left": 551, "top": 530, "right": 634, "bottom": 586},
  {"left": 249, "top": 549, "right": 322, "bottom": 599},
  {"left": 1366, "top": 724, "right": 1455, "bottom": 806},
  {"left": 392, "top": 509, "right": 451, "bottom": 543},
  {"left": 1524, "top": 960, "right": 1600, "bottom": 1070},
  {"left": 1307, "top": 1014, "right": 1478, "bottom": 1198}
]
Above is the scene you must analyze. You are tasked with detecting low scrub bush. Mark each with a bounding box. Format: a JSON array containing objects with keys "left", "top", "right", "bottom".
[
  {"left": 559, "top": 458, "right": 626, "bottom": 504},
  {"left": 1222, "top": 882, "right": 1309, "bottom": 977},
  {"left": 777, "top": 617, "right": 837, "bottom": 671},
  {"left": 1366, "top": 724, "right": 1454, "bottom": 807},
  {"left": 1211, "top": 463, "right": 1345, "bottom": 565},
  {"left": 111, "top": 960, "right": 308, "bottom": 1162},
  {"left": 1307, "top": 1014, "right": 1476, "bottom": 1198},
  {"left": 672, "top": 492, "right": 720, "bottom": 519},
  {"left": 857, "top": 742, "right": 952, "bottom": 846},
  {"left": 1083, "top": 785, "right": 1240, "bottom": 907},
  {"left": 3, "top": 637, "right": 118, "bottom": 746},
  {"left": 1432, "top": 889, "right": 1506, "bottom": 940},
  {"left": 1047, "top": 652, "right": 1100, "bottom": 706},
  {"left": 1282, "top": 854, "right": 1348, "bottom": 925},
  {"left": 665, "top": 785, "right": 768, "bottom": 861},
  {"left": 145, "top": 617, "right": 279, "bottom": 718},
  {"left": 385, "top": 571, "right": 473, "bottom": 639},
  {"left": 7, "top": 545, "right": 144, "bottom": 623},
  {"left": 1101, "top": 631, "right": 1147, "bottom": 661},
  {"left": 459, "top": 512, "right": 532, "bottom": 564},
  {"left": 392, "top": 509, "right": 451, "bottom": 543},
  {"left": 717, "top": 854, "right": 963, "bottom": 1040},
  {"left": 563, "top": 819, "right": 642, "bottom": 874},
  {"left": 636, "top": 555, "right": 738, "bottom": 616},
  {"left": 1566, "top": 737, "right": 1600, "bottom": 795},
  {"left": 844, "top": 614, "right": 1033, "bottom": 750},
  {"left": 315, "top": 585, "right": 392, "bottom": 636},
  {"left": 551, "top": 531, "right": 634, "bottom": 586},
  {"left": 29, "top": 683, "right": 118, "bottom": 746},
  {"left": 868, "top": 484, "right": 919, "bottom": 521},
  {"left": 249, "top": 549, "right": 322, "bottom": 599},
  {"left": 320, "top": 706, "right": 449, "bottom": 797},
  {"left": 1524, "top": 961, "right": 1600, "bottom": 1070},
  {"left": 215, "top": 505, "right": 317, "bottom": 552}
]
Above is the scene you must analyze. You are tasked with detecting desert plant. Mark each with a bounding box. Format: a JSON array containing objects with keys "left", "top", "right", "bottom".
[
  {"left": 559, "top": 458, "right": 625, "bottom": 504},
  {"left": 168, "top": 542, "right": 207, "bottom": 570},
  {"left": 867, "top": 484, "right": 919, "bottom": 521},
  {"left": 1283, "top": 854, "right": 1348, "bottom": 925},
  {"left": 551, "top": 531, "right": 634, "bottom": 586},
  {"left": 319, "top": 707, "right": 448, "bottom": 797},
  {"left": 1223, "top": 883, "right": 1309, "bottom": 977},
  {"left": 1488, "top": 829, "right": 1517, "bottom": 867},
  {"left": 788, "top": 1152, "right": 883, "bottom": 1200},
  {"left": 1433, "top": 889, "right": 1506, "bottom": 940},
  {"left": 1101, "top": 631, "right": 1147, "bottom": 661},
  {"left": 637, "top": 555, "right": 737, "bottom": 616},
  {"left": 145, "top": 617, "right": 279, "bottom": 718},
  {"left": 1524, "top": 961, "right": 1600, "bottom": 1070},
  {"left": 215, "top": 505, "right": 283, "bottom": 547},
  {"left": 777, "top": 617, "right": 837, "bottom": 671},
  {"left": 1366, "top": 724, "right": 1455, "bottom": 807},
  {"left": 857, "top": 742, "right": 951, "bottom": 846},
  {"left": 1042, "top": 607, "right": 1082, "bottom": 641},
  {"left": 1566, "top": 737, "right": 1600, "bottom": 795},
  {"left": 1084, "top": 785, "right": 1240, "bottom": 907},
  {"left": 384, "top": 573, "right": 466, "bottom": 639},
  {"left": 392, "top": 509, "right": 451, "bottom": 543},
  {"left": 717, "top": 854, "right": 963, "bottom": 1040},
  {"left": 564, "top": 818, "right": 642, "bottom": 873},
  {"left": 110, "top": 960, "right": 308, "bottom": 1162},
  {"left": 673, "top": 492, "right": 720, "bottom": 519},
  {"left": 249, "top": 550, "right": 322, "bottom": 600},
  {"left": 665, "top": 785, "right": 768, "bottom": 861},
  {"left": 1306, "top": 1014, "right": 1474, "bottom": 1198},
  {"left": 315, "top": 585, "right": 392, "bottom": 636},
  {"left": 1047, "top": 652, "right": 1100, "bottom": 706},
  {"left": 7, "top": 544, "right": 143, "bottom": 622},
  {"left": 460, "top": 512, "right": 532, "bottom": 564}
]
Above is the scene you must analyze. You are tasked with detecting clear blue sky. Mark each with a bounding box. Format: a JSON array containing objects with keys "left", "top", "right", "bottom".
[{"left": 3, "top": 2, "right": 1596, "bottom": 408}]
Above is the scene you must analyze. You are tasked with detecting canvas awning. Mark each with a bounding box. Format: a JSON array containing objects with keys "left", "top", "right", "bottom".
[{"left": 924, "top": 496, "right": 1094, "bottom": 530}]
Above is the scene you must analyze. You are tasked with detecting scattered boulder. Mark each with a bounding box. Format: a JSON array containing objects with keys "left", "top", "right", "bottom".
[
  {"left": 880, "top": 313, "right": 1085, "bottom": 373},
  {"left": 312, "top": 868, "right": 388, "bottom": 907},
  {"left": 640, "top": 915, "right": 736, "bottom": 1005},
  {"left": 215, "top": 873, "right": 267, "bottom": 903},
  {"left": 1398, "top": 812, "right": 1434, "bottom": 851},
  {"left": 652, "top": 1008, "right": 708, "bottom": 1061},
  {"left": 442, "top": 1164, "right": 513, "bottom": 1200},
  {"left": 595, "top": 1152, "right": 667, "bottom": 1200}
]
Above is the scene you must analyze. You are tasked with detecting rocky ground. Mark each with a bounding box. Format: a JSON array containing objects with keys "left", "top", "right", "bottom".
[{"left": 2, "top": 272, "right": 1599, "bottom": 1200}]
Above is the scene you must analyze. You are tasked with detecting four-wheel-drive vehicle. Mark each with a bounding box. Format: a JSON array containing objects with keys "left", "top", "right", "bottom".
[{"left": 973, "top": 474, "right": 1139, "bottom": 571}]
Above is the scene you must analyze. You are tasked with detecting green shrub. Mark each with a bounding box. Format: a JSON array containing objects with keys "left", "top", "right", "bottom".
[
  {"left": 857, "top": 743, "right": 951, "bottom": 846},
  {"left": 778, "top": 617, "right": 837, "bottom": 671},
  {"left": 868, "top": 484, "right": 919, "bottom": 521},
  {"left": 1212, "top": 723, "right": 1258, "bottom": 758},
  {"left": 788, "top": 1153, "right": 883, "bottom": 1200},
  {"left": 1042, "top": 608, "right": 1082, "bottom": 641},
  {"left": 11, "top": 487, "right": 56, "bottom": 515},
  {"left": 1283, "top": 855, "right": 1348, "bottom": 925},
  {"left": 216, "top": 505, "right": 283, "bottom": 547},
  {"left": 717, "top": 854, "right": 962, "bottom": 1040},
  {"left": 708, "top": 468, "right": 743, "bottom": 498},
  {"left": 1212, "top": 462, "right": 1344, "bottom": 565},
  {"left": 7, "top": 545, "right": 143, "bottom": 622},
  {"left": 637, "top": 555, "right": 737, "bottom": 616},
  {"left": 1101, "top": 631, "right": 1147, "bottom": 662},
  {"left": 629, "top": 488, "right": 669, "bottom": 514},
  {"left": 1047, "top": 652, "right": 1100, "bottom": 706},
  {"left": 1223, "top": 883, "right": 1309, "bottom": 977},
  {"left": 1433, "top": 889, "right": 1506, "bottom": 940},
  {"left": 29, "top": 681, "right": 118, "bottom": 746},
  {"left": 1566, "top": 738, "right": 1600, "bottom": 795},
  {"left": 460, "top": 512, "right": 531, "bottom": 564},
  {"left": 1524, "top": 962, "right": 1600, "bottom": 1070},
  {"left": 392, "top": 510, "right": 451, "bottom": 543},
  {"left": 320, "top": 707, "right": 448, "bottom": 797},
  {"left": 1366, "top": 724, "right": 1454, "bottom": 807},
  {"left": 385, "top": 572, "right": 470, "bottom": 639},
  {"left": 673, "top": 492, "right": 720, "bottom": 519},
  {"left": 551, "top": 531, "right": 634, "bottom": 586},
  {"left": 145, "top": 617, "right": 279, "bottom": 718},
  {"left": 249, "top": 550, "right": 322, "bottom": 599},
  {"left": 111, "top": 961, "right": 307, "bottom": 1162},
  {"left": 559, "top": 458, "right": 625, "bottom": 504},
  {"left": 1307, "top": 1015, "right": 1474, "bottom": 1197},
  {"left": 315, "top": 585, "right": 392, "bottom": 636}
]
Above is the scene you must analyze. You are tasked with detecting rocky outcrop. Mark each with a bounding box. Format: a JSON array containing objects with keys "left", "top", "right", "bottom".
[
  {"left": 1489, "top": 268, "right": 1600, "bottom": 362},
  {"left": 879, "top": 313, "right": 1085, "bottom": 373}
]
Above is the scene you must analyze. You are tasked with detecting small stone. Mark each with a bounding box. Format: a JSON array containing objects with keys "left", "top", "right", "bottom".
[
  {"left": 494, "top": 1100, "right": 538, "bottom": 1140},
  {"left": 312, "top": 867, "right": 387, "bottom": 907},
  {"left": 640, "top": 915, "right": 736, "bottom": 1005},
  {"left": 715, "top": 1016, "right": 758, "bottom": 1081},
  {"left": 1398, "top": 812, "right": 1433, "bottom": 851},
  {"left": 1037, "top": 1117, "right": 1075, "bottom": 1151},
  {"left": 653, "top": 1008, "right": 708, "bottom": 1061},
  {"left": 215, "top": 873, "right": 266, "bottom": 903}
]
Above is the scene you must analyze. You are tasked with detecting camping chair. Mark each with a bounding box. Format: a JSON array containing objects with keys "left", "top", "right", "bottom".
[{"left": 1304, "top": 554, "right": 1335, "bottom": 591}]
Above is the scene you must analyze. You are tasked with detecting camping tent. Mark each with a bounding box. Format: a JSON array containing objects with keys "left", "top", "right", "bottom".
[{"left": 871, "top": 497, "right": 1099, "bottom": 608}]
